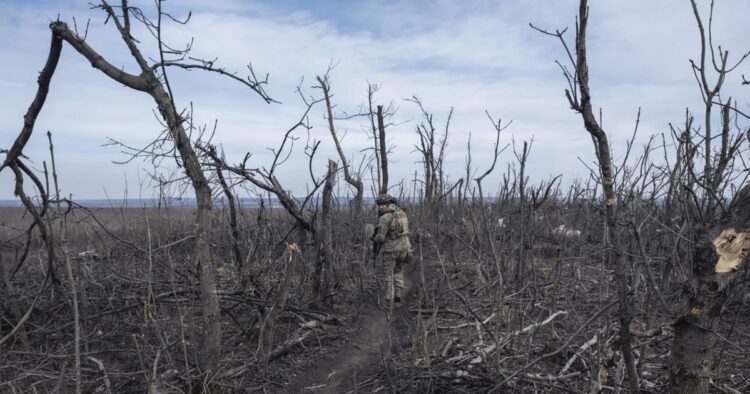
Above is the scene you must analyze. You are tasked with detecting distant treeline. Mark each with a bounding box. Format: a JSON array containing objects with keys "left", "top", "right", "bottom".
[{"left": 0, "top": 196, "right": 385, "bottom": 209}]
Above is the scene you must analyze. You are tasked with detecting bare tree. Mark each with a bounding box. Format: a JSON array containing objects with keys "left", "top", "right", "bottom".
[
  {"left": 512, "top": 139, "right": 531, "bottom": 204},
  {"left": 200, "top": 89, "right": 342, "bottom": 299},
  {"left": 532, "top": 1, "right": 640, "bottom": 391},
  {"left": 316, "top": 72, "right": 364, "bottom": 211},
  {"left": 207, "top": 145, "right": 243, "bottom": 272},
  {"left": 474, "top": 113, "right": 509, "bottom": 201},
  {"left": 316, "top": 160, "right": 338, "bottom": 296},
  {"left": 668, "top": 2, "right": 750, "bottom": 392},
  {"left": 366, "top": 84, "right": 383, "bottom": 192},
  {"left": 341, "top": 83, "right": 400, "bottom": 196},
  {"left": 1, "top": 31, "right": 62, "bottom": 288},
  {"left": 377, "top": 105, "right": 389, "bottom": 194},
  {"left": 407, "top": 96, "right": 451, "bottom": 204},
  {"left": 45, "top": 0, "right": 274, "bottom": 374}
]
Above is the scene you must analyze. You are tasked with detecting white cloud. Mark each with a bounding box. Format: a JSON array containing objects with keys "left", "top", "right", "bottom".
[{"left": 1, "top": 0, "right": 749, "bottom": 199}]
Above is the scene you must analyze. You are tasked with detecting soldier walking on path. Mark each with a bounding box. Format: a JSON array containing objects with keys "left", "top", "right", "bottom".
[{"left": 371, "top": 194, "right": 411, "bottom": 313}]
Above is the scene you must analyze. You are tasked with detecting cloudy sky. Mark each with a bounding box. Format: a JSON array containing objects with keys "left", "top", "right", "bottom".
[{"left": 1, "top": 0, "right": 748, "bottom": 200}]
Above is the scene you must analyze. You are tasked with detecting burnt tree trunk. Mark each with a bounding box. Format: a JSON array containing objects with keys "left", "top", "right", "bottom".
[
  {"left": 2, "top": 31, "right": 63, "bottom": 286},
  {"left": 50, "top": 17, "right": 222, "bottom": 373},
  {"left": 670, "top": 186, "right": 750, "bottom": 393},
  {"left": 216, "top": 166, "right": 243, "bottom": 271},
  {"left": 567, "top": 1, "right": 640, "bottom": 391},
  {"left": 146, "top": 67, "right": 222, "bottom": 376},
  {"left": 377, "top": 105, "right": 389, "bottom": 195},
  {"left": 317, "top": 75, "right": 363, "bottom": 211},
  {"left": 314, "top": 160, "right": 337, "bottom": 297},
  {"left": 669, "top": 2, "right": 750, "bottom": 391}
]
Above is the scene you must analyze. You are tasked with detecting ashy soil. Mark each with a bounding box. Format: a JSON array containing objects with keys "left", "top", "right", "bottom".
[{"left": 280, "top": 271, "right": 415, "bottom": 393}]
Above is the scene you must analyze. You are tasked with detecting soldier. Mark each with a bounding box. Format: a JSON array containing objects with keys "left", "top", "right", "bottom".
[{"left": 372, "top": 193, "right": 411, "bottom": 308}]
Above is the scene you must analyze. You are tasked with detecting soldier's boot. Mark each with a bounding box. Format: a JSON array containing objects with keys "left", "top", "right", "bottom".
[{"left": 393, "top": 269, "right": 405, "bottom": 304}]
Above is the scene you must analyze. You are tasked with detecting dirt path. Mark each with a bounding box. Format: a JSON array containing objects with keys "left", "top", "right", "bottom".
[{"left": 280, "top": 273, "right": 414, "bottom": 393}]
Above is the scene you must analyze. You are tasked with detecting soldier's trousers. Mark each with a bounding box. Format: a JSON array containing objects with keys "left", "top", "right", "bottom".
[{"left": 379, "top": 250, "right": 407, "bottom": 301}]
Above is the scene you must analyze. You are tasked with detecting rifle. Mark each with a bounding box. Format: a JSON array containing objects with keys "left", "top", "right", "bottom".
[{"left": 370, "top": 240, "right": 382, "bottom": 266}]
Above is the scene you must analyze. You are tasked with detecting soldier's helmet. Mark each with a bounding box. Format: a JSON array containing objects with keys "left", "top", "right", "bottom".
[{"left": 375, "top": 193, "right": 396, "bottom": 205}]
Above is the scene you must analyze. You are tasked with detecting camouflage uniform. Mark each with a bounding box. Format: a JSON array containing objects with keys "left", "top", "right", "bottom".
[{"left": 373, "top": 199, "right": 411, "bottom": 303}]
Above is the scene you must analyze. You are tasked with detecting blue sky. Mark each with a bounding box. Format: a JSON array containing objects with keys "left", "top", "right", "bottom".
[{"left": 1, "top": 0, "right": 749, "bottom": 200}]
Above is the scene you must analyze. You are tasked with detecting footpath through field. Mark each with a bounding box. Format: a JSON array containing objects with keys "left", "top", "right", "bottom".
[{"left": 280, "top": 271, "right": 414, "bottom": 393}]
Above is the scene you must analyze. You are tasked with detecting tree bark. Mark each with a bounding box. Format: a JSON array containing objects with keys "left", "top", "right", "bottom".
[
  {"left": 317, "top": 76, "right": 363, "bottom": 211},
  {"left": 377, "top": 105, "right": 389, "bottom": 195},
  {"left": 2, "top": 31, "right": 63, "bottom": 285},
  {"left": 671, "top": 186, "right": 750, "bottom": 393},
  {"left": 571, "top": 1, "right": 640, "bottom": 391},
  {"left": 669, "top": 2, "right": 750, "bottom": 391},
  {"left": 216, "top": 167, "right": 243, "bottom": 271},
  {"left": 314, "top": 160, "right": 337, "bottom": 296},
  {"left": 50, "top": 19, "right": 222, "bottom": 374},
  {"left": 3, "top": 32, "right": 63, "bottom": 170},
  {"left": 149, "top": 79, "right": 221, "bottom": 373}
]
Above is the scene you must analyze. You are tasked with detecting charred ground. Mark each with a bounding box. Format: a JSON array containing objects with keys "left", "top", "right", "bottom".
[{"left": 1, "top": 199, "right": 748, "bottom": 393}]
